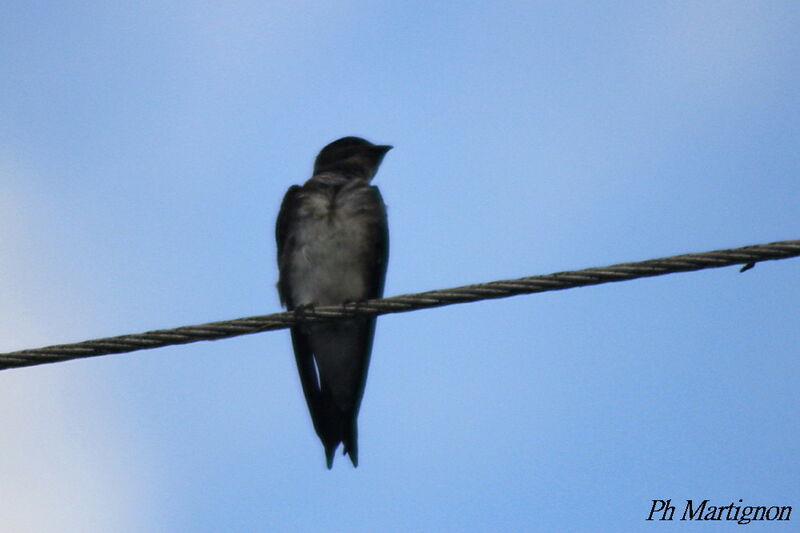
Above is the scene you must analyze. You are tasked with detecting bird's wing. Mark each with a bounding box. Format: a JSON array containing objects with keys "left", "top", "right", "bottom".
[
  {"left": 276, "top": 183, "right": 334, "bottom": 458},
  {"left": 276, "top": 184, "right": 301, "bottom": 308},
  {"left": 344, "top": 185, "right": 389, "bottom": 416},
  {"left": 365, "top": 185, "right": 390, "bottom": 300}
]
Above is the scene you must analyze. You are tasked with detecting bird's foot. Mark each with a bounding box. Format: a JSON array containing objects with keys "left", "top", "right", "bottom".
[
  {"left": 293, "top": 303, "right": 316, "bottom": 322},
  {"left": 342, "top": 299, "right": 364, "bottom": 316}
]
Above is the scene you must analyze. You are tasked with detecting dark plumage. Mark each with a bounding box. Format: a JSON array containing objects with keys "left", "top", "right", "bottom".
[{"left": 276, "top": 137, "right": 391, "bottom": 468}]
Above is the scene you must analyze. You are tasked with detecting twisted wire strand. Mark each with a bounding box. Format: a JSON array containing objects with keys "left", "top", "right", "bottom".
[{"left": 1, "top": 239, "right": 797, "bottom": 371}]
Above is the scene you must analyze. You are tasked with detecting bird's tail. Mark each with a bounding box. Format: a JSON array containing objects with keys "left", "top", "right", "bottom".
[
  {"left": 342, "top": 418, "right": 358, "bottom": 467},
  {"left": 321, "top": 418, "right": 357, "bottom": 468},
  {"left": 315, "top": 389, "right": 359, "bottom": 468},
  {"left": 323, "top": 441, "right": 337, "bottom": 470}
]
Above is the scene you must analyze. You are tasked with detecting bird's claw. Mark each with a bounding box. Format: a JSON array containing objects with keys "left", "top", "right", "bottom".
[
  {"left": 293, "top": 303, "right": 316, "bottom": 321},
  {"left": 342, "top": 299, "right": 363, "bottom": 316}
]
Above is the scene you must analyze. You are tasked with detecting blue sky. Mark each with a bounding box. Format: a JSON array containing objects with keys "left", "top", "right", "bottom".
[{"left": 1, "top": 2, "right": 798, "bottom": 532}]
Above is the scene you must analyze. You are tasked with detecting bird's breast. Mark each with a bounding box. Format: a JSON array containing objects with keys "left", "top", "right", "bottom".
[{"left": 287, "top": 187, "right": 377, "bottom": 306}]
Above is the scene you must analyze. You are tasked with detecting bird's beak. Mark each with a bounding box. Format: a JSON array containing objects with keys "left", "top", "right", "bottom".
[{"left": 375, "top": 145, "right": 393, "bottom": 154}]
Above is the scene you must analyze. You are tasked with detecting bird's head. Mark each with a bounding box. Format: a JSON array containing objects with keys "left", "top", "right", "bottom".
[{"left": 313, "top": 136, "right": 393, "bottom": 180}]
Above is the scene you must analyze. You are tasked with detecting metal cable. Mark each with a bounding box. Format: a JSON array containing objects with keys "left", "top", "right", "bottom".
[{"left": 1, "top": 239, "right": 798, "bottom": 371}]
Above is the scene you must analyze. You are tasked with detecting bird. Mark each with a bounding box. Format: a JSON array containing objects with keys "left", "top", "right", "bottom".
[{"left": 276, "top": 136, "right": 391, "bottom": 468}]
